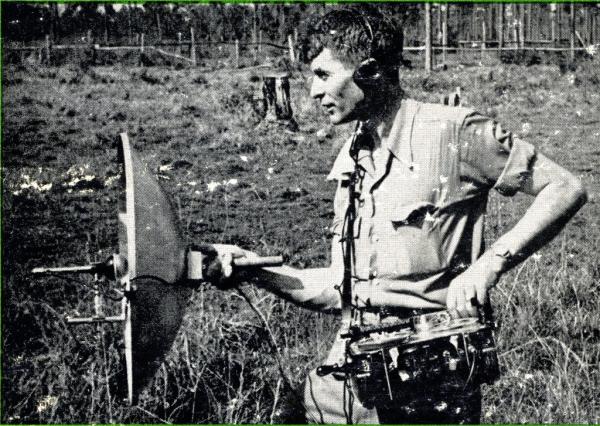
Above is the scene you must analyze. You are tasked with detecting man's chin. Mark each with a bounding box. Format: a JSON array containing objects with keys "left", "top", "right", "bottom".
[{"left": 328, "top": 113, "right": 352, "bottom": 126}]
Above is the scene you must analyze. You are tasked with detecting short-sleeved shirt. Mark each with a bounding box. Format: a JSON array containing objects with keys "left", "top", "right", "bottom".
[{"left": 327, "top": 99, "right": 536, "bottom": 312}]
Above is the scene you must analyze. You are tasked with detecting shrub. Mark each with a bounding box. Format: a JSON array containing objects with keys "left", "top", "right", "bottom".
[{"left": 500, "top": 50, "right": 541, "bottom": 66}]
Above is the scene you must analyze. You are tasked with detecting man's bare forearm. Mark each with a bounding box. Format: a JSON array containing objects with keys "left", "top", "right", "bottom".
[
  {"left": 492, "top": 176, "right": 587, "bottom": 271},
  {"left": 249, "top": 266, "right": 342, "bottom": 313}
]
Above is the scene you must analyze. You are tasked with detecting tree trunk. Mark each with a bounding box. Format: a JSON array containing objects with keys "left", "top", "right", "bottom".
[{"left": 262, "top": 74, "right": 294, "bottom": 122}]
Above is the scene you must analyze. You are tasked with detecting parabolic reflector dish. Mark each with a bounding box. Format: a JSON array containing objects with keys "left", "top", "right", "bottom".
[{"left": 117, "top": 133, "right": 192, "bottom": 404}]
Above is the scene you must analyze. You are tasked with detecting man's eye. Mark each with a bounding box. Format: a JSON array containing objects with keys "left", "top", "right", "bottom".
[{"left": 314, "top": 71, "right": 329, "bottom": 81}]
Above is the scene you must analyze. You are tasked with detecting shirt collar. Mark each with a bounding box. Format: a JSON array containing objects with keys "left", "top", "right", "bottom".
[{"left": 326, "top": 99, "right": 419, "bottom": 181}]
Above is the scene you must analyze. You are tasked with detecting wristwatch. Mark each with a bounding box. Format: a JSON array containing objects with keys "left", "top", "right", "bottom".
[{"left": 490, "top": 243, "right": 513, "bottom": 275}]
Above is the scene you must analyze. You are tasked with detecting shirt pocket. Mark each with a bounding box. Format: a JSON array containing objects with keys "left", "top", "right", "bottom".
[{"left": 376, "top": 201, "right": 447, "bottom": 277}]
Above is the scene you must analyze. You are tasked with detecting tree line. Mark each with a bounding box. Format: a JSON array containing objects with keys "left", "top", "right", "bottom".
[{"left": 2, "top": 3, "right": 424, "bottom": 46}]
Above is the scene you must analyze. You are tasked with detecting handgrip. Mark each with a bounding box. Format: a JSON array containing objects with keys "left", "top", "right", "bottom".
[
  {"left": 316, "top": 364, "right": 341, "bottom": 377},
  {"left": 233, "top": 256, "right": 284, "bottom": 268}
]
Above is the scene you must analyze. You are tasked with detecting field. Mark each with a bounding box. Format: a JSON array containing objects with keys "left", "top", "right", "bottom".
[{"left": 2, "top": 55, "right": 600, "bottom": 423}]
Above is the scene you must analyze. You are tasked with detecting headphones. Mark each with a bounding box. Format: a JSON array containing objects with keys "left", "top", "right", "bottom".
[{"left": 352, "top": 13, "right": 383, "bottom": 87}]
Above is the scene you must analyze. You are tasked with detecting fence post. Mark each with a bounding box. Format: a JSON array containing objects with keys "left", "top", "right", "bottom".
[
  {"left": 569, "top": 2, "right": 575, "bottom": 61},
  {"left": 177, "top": 32, "right": 182, "bottom": 55},
  {"left": 140, "top": 33, "right": 144, "bottom": 54},
  {"left": 498, "top": 3, "right": 504, "bottom": 56},
  {"left": 550, "top": 4, "right": 557, "bottom": 45},
  {"left": 287, "top": 34, "right": 295, "bottom": 63},
  {"left": 45, "top": 34, "right": 51, "bottom": 65},
  {"left": 235, "top": 39, "right": 240, "bottom": 68},
  {"left": 518, "top": 4, "right": 525, "bottom": 48},
  {"left": 425, "top": 2, "right": 432, "bottom": 71},
  {"left": 190, "top": 27, "right": 197, "bottom": 66},
  {"left": 482, "top": 20, "right": 487, "bottom": 60},
  {"left": 442, "top": 4, "right": 448, "bottom": 64},
  {"left": 258, "top": 30, "right": 263, "bottom": 53}
]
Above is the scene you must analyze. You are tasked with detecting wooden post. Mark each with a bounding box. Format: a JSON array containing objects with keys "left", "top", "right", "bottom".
[
  {"left": 518, "top": 4, "right": 525, "bottom": 48},
  {"left": 526, "top": 3, "right": 532, "bottom": 42},
  {"left": 258, "top": 30, "right": 263, "bottom": 53},
  {"left": 155, "top": 9, "right": 162, "bottom": 42},
  {"left": 592, "top": 6, "right": 597, "bottom": 43},
  {"left": 498, "top": 3, "right": 504, "bottom": 55},
  {"left": 550, "top": 3, "right": 557, "bottom": 44},
  {"left": 569, "top": 2, "right": 575, "bottom": 61},
  {"left": 558, "top": 4, "right": 563, "bottom": 44},
  {"left": 103, "top": 7, "right": 109, "bottom": 45},
  {"left": 287, "top": 34, "right": 295, "bottom": 63},
  {"left": 87, "top": 29, "right": 93, "bottom": 46},
  {"left": 140, "top": 33, "right": 144, "bottom": 54},
  {"left": 442, "top": 4, "right": 448, "bottom": 64},
  {"left": 190, "top": 28, "right": 197, "bottom": 66},
  {"left": 127, "top": 4, "right": 132, "bottom": 45},
  {"left": 135, "top": 33, "right": 139, "bottom": 46},
  {"left": 262, "top": 73, "right": 294, "bottom": 122},
  {"left": 252, "top": 3, "right": 257, "bottom": 44},
  {"left": 235, "top": 39, "right": 240, "bottom": 68},
  {"left": 177, "top": 32, "right": 182, "bottom": 55},
  {"left": 45, "top": 34, "right": 51, "bottom": 65},
  {"left": 436, "top": 3, "right": 442, "bottom": 45},
  {"left": 509, "top": 5, "right": 518, "bottom": 47},
  {"left": 482, "top": 20, "right": 487, "bottom": 59},
  {"left": 425, "top": 2, "right": 432, "bottom": 72}
]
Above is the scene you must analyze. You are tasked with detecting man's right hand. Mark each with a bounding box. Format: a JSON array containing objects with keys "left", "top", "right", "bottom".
[{"left": 192, "top": 244, "right": 257, "bottom": 289}]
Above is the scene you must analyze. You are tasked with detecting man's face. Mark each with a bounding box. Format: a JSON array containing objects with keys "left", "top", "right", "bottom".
[{"left": 309, "top": 48, "right": 365, "bottom": 125}]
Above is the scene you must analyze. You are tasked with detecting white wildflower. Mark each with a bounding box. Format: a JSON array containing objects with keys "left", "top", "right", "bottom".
[
  {"left": 187, "top": 181, "right": 197, "bottom": 187},
  {"left": 36, "top": 395, "right": 58, "bottom": 413},
  {"left": 159, "top": 164, "right": 173, "bottom": 172},
  {"left": 207, "top": 181, "right": 221, "bottom": 192},
  {"left": 267, "top": 167, "right": 274, "bottom": 174},
  {"left": 521, "top": 122, "right": 532, "bottom": 135},
  {"left": 239, "top": 155, "right": 249, "bottom": 162},
  {"left": 576, "top": 110, "right": 582, "bottom": 117},
  {"left": 104, "top": 175, "right": 119, "bottom": 187},
  {"left": 225, "top": 178, "right": 238, "bottom": 187},
  {"left": 585, "top": 44, "right": 597, "bottom": 56},
  {"left": 554, "top": 130, "right": 561, "bottom": 135}
]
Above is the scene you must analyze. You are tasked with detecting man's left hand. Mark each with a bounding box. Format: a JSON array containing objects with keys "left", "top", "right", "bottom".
[{"left": 446, "top": 252, "right": 500, "bottom": 318}]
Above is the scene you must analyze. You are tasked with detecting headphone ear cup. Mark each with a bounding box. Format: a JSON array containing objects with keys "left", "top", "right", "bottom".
[{"left": 353, "top": 58, "right": 382, "bottom": 86}]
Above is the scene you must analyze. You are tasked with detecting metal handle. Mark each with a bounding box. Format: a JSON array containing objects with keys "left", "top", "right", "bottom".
[{"left": 233, "top": 255, "right": 284, "bottom": 268}]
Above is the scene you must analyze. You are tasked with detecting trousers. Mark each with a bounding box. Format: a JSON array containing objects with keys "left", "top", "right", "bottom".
[{"left": 303, "top": 368, "right": 482, "bottom": 424}]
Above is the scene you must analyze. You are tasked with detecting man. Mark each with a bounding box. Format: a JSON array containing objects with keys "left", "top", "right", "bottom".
[{"left": 205, "top": 8, "right": 587, "bottom": 424}]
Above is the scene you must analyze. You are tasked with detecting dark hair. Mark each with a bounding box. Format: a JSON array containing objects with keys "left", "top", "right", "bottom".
[{"left": 304, "top": 7, "right": 403, "bottom": 79}]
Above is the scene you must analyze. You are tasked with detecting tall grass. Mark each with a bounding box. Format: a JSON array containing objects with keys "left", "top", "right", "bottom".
[{"left": 2, "top": 58, "right": 599, "bottom": 423}]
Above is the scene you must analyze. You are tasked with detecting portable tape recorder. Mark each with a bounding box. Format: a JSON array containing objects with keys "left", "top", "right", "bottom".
[{"left": 317, "top": 310, "right": 500, "bottom": 407}]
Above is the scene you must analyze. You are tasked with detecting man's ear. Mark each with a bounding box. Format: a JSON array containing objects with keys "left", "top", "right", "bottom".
[{"left": 353, "top": 58, "right": 383, "bottom": 87}]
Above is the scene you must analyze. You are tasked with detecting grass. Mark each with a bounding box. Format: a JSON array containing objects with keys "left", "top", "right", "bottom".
[{"left": 2, "top": 54, "right": 599, "bottom": 423}]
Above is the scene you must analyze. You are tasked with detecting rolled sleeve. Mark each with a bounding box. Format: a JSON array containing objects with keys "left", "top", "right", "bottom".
[{"left": 460, "top": 113, "right": 536, "bottom": 196}]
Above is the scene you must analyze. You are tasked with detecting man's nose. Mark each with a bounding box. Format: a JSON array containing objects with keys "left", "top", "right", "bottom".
[{"left": 310, "top": 78, "right": 324, "bottom": 99}]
